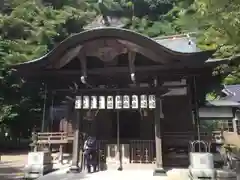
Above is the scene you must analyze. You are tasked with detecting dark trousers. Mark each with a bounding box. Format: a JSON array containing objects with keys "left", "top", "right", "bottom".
[{"left": 84, "top": 149, "right": 98, "bottom": 172}]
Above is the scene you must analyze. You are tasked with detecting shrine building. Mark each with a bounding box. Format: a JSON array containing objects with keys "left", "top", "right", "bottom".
[{"left": 12, "top": 27, "right": 236, "bottom": 175}]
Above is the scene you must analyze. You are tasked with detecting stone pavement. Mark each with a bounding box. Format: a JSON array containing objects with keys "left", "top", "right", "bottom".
[
  {"left": 0, "top": 153, "right": 27, "bottom": 180},
  {"left": 38, "top": 165, "right": 238, "bottom": 180},
  {"left": 0, "top": 161, "right": 25, "bottom": 180},
  {"left": 0, "top": 152, "right": 70, "bottom": 180},
  {"left": 38, "top": 167, "right": 169, "bottom": 180}
]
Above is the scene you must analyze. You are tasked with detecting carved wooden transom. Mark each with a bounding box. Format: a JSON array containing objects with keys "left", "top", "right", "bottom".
[
  {"left": 50, "top": 38, "right": 167, "bottom": 69},
  {"left": 83, "top": 39, "right": 127, "bottom": 62}
]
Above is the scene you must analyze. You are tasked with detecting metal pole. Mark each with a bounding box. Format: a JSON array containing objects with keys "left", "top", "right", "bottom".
[{"left": 41, "top": 84, "right": 47, "bottom": 132}]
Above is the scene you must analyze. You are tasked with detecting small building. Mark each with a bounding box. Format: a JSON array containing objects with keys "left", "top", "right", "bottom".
[{"left": 12, "top": 27, "right": 235, "bottom": 174}]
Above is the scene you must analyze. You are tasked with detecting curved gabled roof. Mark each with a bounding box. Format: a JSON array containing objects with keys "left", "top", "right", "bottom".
[{"left": 14, "top": 27, "right": 214, "bottom": 69}]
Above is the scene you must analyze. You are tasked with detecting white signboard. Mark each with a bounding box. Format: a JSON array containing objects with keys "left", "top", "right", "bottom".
[
  {"left": 107, "top": 96, "right": 114, "bottom": 109},
  {"left": 123, "top": 95, "right": 130, "bottom": 109},
  {"left": 75, "top": 96, "right": 82, "bottom": 109},
  {"left": 83, "top": 96, "right": 90, "bottom": 109},
  {"left": 140, "top": 95, "right": 148, "bottom": 109},
  {"left": 99, "top": 96, "right": 105, "bottom": 109},
  {"left": 90, "top": 96, "right": 97, "bottom": 109},
  {"left": 132, "top": 95, "right": 138, "bottom": 109},
  {"left": 148, "top": 95, "right": 156, "bottom": 109},
  {"left": 115, "top": 95, "right": 122, "bottom": 109}
]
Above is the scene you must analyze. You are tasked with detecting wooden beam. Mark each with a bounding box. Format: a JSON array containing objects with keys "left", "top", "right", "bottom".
[
  {"left": 54, "top": 86, "right": 170, "bottom": 94},
  {"left": 42, "top": 64, "right": 208, "bottom": 76},
  {"left": 78, "top": 52, "right": 87, "bottom": 77},
  {"left": 50, "top": 45, "right": 82, "bottom": 69},
  {"left": 128, "top": 51, "right": 136, "bottom": 73},
  {"left": 118, "top": 39, "right": 169, "bottom": 64}
]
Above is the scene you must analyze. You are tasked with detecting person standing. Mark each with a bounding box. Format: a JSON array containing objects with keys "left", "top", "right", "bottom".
[{"left": 83, "top": 135, "right": 97, "bottom": 173}]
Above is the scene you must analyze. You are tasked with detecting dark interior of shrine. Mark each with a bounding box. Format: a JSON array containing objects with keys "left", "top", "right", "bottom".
[{"left": 111, "top": 110, "right": 141, "bottom": 140}]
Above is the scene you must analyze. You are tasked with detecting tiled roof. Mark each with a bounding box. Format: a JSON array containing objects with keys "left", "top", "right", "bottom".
[
  {"left": 13, "top": 28, "right": 214, "bottom": 68},
  {"left": 222, "top": 85, "right": 240, "bottom": 102},
  {"left": 86, "top": 16, "right": 200, "bottom": 53},
  {"left": 205, "top": 99, "right": 240, "bottom": 107},
  {"left": 155, "top": 35, "right": 200, "bottom": 53}
]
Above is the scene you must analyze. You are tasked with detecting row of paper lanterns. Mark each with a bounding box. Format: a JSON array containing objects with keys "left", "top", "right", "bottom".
[{"left": 75, "top": 95, "right": 156, "bottom": 109}]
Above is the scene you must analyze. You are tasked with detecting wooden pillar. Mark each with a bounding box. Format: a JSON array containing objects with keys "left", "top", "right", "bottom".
[
  {"left": 70, "top": 109, "right": 81, "bottom": 173},
  {"left": 41, "top": 84, "right": 48, "bottom": 132},
  {"left": 59, "top": 144, "right": 63, "bottom": 164},
  {"left": 232, "top": 108, "right": 238, "bottom": 133},
  {"left": 192, "top": 76, "right": 201, "bottom": 141},
  {"left": 153, "top": 96, "right": 166, "bottom": 176}
]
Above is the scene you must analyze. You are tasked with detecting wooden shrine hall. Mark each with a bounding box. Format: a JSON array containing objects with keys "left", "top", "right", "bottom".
[{"left": 12, "top": 27, "right": 230, "bottom": 175}]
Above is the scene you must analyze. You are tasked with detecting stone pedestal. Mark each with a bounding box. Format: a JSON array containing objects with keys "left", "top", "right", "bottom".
[
  {"left": 153, "top": 168, "right": 166, "bottom": 176},
  {"left": 106, "top": 144, "right": 130, "bottom": 168},
  {"left": 24, "top": 151, "right": 53, "bottom": 179}
]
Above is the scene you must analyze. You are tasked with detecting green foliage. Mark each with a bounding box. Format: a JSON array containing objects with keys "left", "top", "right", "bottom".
[
  {"left": 0, "top": 0, "right": 184, "bottom": 136},
  {"left": 175, "top": 0, "right": 240, "bottom": 85},
  {"left": 0, "top": 0, "right": 239, "bottom": 137},
  {"left": 0, "top": 0, "right": 96, "bottom": 137}
]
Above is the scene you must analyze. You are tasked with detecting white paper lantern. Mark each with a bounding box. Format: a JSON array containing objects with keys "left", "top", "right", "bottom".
[
  {"left": 90, "top": 96, "right": 97, "bottom": 109},
  {"left": 115, "top": 95, "right": 122, "bottom": 109},
  {"left": 99, "top": 96, "right": 105, "bottom": 109},
  {"left": 75, "top": 96, "right": 82, "bottom": 109},
  {"left": 132, "top": 95, "right": 138, "bottom": 109},
  {"left": 123, "top": 95, "right": 130, "bottom": 109},
  {"left": 140, "top": 95, "right": 148, "bottom": 109},
  {"left": 83, "top": 96, "right": 90, "bottom": 109},
  {"left": 148, "top": 95, "right": 156, "bottom": 109},
  {"left": 107, "top": 96, "right": 114, "bottom": 109}
]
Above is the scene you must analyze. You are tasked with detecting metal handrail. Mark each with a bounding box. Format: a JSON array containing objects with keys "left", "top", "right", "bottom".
[{"left": 190, "top": 140, "right": 209, "bottom": 153}]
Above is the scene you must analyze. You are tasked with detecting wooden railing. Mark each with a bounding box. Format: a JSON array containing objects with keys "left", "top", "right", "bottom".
[{"left": 36, "top": 132, "right": 73, "bottom": 144}]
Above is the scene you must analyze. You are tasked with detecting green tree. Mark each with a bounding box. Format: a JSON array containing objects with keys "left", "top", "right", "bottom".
[
  {"left": 2, "top": 0, "right": 237, "bottom": 137},
  {"left": 0, "top": 0, "right": 96, "bottom": 136},
  {"left": 175, "top": 0, "right": 240, "bottom": 85}
]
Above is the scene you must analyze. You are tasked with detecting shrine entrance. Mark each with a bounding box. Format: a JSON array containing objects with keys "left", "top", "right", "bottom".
[
  {"left": 80, "top": 93, "right": 158, "bottom": 167},
  {"left": 112, "top": 110, "right": 141, "bottom": 140}
]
